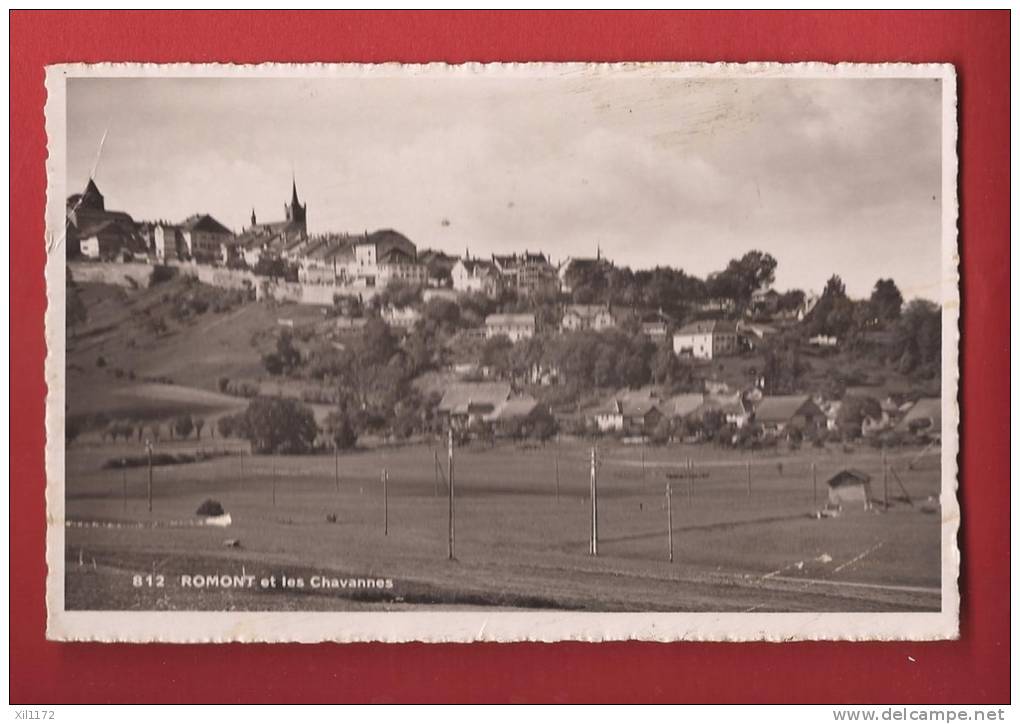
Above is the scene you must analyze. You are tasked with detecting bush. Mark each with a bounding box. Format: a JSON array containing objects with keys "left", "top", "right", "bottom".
[
  {"left": 324, "top": 410, "right": 358, "bottom": 450},
  {"left": 149, "top": 265, "right": 176, "bottom": 286},
  {"left": 96, "top": 356, "right": 107, "bottom": 368},
  {"left": 216, "top": 415, "right": 235, "bottom": 438},
  {"left": 239, "top": 397, "right": 318, "bottom": 454},
  {"left": 173, "top": 414, "right": 194, "bottom": 439},
  {"left": 217, "top": 376, "right": 230, "bottom": 393},
  {"left": 195, "top": 499, "right": 225, "bottom": 517}
]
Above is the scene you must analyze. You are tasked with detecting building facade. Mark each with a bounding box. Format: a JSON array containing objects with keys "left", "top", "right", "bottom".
[{"left": 672, "top": 320, "right": 739, "bottom": 360}]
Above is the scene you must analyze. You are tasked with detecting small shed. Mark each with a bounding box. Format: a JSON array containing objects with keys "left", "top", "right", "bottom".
[{"left": 827, "top": 469, "right": 873, "bottom": 510}]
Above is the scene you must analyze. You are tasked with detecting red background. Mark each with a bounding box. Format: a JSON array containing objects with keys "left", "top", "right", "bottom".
[{"left": 10, "top": 11, "right": 1010, "bottom": 703}]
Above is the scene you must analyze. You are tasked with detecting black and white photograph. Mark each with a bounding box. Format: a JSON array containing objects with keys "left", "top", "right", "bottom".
[{"left": 44, "top": 63, "right": 959, "bottom": 642}]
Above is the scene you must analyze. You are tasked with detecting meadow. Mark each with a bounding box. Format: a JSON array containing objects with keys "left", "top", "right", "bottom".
[{"left": 64, "top": 436, "right": 942, "bottom": 612}]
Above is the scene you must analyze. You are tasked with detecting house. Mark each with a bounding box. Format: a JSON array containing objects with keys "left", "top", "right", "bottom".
[
  {"left": 485, "top": 313, "right": 536, "bottom": 343},
  {"left": 696, "top": 393, "right": 752, "bottom": 428},
  {"left": 153, "top": 224, "right": 181, "bottom": 262},
  {"left": 381, "top": 306, "right": 422, "bottom": 331},
  {"left": 294, "top": 229, "right": 426, "bottom": 288},
  {"left": 491, "top": 251, "right": 558, "bottom": 296},
  {"left": 351, "top": 229, "right": 427, "bottom": 287},
  {"left": 592, "top": 389, "right": 663, "bottom": 435},
  {"left": 423, "top": 288, "right": 459, "bottom": 303},
  {"left": 750, "top": 287, "right": 781, "bottom": 316},
  {"left": 809, "top": 334, "right": 839, "bottom": 347},
  {"left": 896, "top": 397, "right": 942, "bottom": 438},
  {"left": 798, "top": 293, "right": 821, "bottom": 321},
  {"left": 437, "top": 382, "right": 512, "bottom": 429},
  {"left": 558, "top": 254, "right": 612, "bottom": 294},
  {"left": 639, "top": 310, "right": 671, "bottom": 342},
  {"left": 561, "top": 304, "right": 615, "bottom": 332},
  {"left": 827, "top": 469, "right": 873, "bottom": 511},
  {"left": 179, "top": 214, "right": 233, "bottom": 263},
  {"left": 451, "top": 257, "right": 500, "bottom": 296},
  {"left": 663, "top": 393, "right": 704, "bottom": 421},
  {"left": 672, "top": 320, "right": 739, "bottom": 360},
  {"left": 753, "top": 395, "right": 824, "bottom": 435},
  {"left": 694, "top": 297, "right": 736, "bottom": 314},
  {"left": 485, "top": 395, "right": 542, "bottom": 436},
  {"left": 78, "top": 220, "right": 134, "bottom": 260}
]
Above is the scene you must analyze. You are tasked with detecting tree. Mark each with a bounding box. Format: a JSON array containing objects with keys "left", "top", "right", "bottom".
[
  {"left": 649, "top": 416, "right": 672, "bottom": 445},
  {"left": 174, "top": 414, "right": 194, "bottom": 440},
  {"left": 481, "top": 335, "right": 513, "bottom": 375},
  {"left": 275, "top": 331, "right": 301, "bottom": 372},
  {"left": 651, "top": 346, "right": 682, "bottom": 386},
  {"left": 216, "top": 415, "right": 235, "bottom": 439},
  {"left": 528, "top": 406, "right": 559, "bottom": 442},
  {"left": 240, "top": 397, "right": 318, "bottom": 454},
  {"left": 324, "top": 409, "right": 358, "bottom": 450},
  {"left": 870, "top": 279, "right": 904, "bottom": 322},
  {"left": 836, "top": 396, "right": 882, "bottom": 439}
]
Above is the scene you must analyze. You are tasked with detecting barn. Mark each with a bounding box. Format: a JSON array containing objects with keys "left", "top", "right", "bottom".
[{"left": 827, "top": 469, "right": 873, "bottom": 510}]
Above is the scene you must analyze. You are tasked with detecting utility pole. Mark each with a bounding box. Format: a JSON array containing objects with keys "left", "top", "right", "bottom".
[
  {"left": 145, "top": 439, "right": 153, "bottom": 513},
  {"left": 812, "top": 461, "right": 818, "bottom": 503},
  {"left": 272, "top": 456, "right": 277, "bottom": 506},
  {"left": 746, "top": 461, "right": 751, "bottom": 497},
  {"left": 555, "top": 447, "right": 560, "bottom": 503},
  {"left": 382, "top": 469, "right": 389, "bottom": 536},
  {"left": 589, "top": 445, "right": 599, "bottom": 557},
  {"left": 883, "top": 450, "right": 889, "bottom": 509},
  {"left": 122, "top": 462, "right": 127, "bottom": 512},
  {"left": 434, "top": 449, "right": 440, "bottom": 498},
  {"left": 448, "top": 428, "right": 455, "bottom": 561},
  {"left": 334, "top": 445, "right": 339, "bottom": 493},
  {"left": 687, "top": 457, "right": 693, "bottom": 506},
  {"left": 666, "top": 482, "right": 674, "bottom": 563}
]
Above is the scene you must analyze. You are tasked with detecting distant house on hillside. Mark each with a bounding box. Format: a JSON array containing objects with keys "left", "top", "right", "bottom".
[
  {"left": 672, "top": 319, "right": 739, "bottom": 360},
  {"left": 179, "top": 214, "right": 233, "bottom": 263},
  {"left": 561, "top": 304, "right": 615, "bottom": 333},
  {"left": 485, "top": 313, "right": 536, "bottom": 343},
  {"left": 663, "top": 393, "right": 704, "bottom": 422},
  {"left": 694, "top": 297, "right": 736, "bottom": 314},
  {"left": 451, "top": 257, "right": 500, "bottom": 296},
  {"left": 592, "top": 389, "right": 663, "bottom": 435},
  {"left": 750, "top": 287, "right": 781, "bottom": 316},
  {"left": 381, "top": 306, "right": 422, "bottom": 331},
  {"left": 492, "top": 251, "right": 558, "bottom": 296},
  {"left": 558, "top": 254, "right": 612, "bottom": 294},
  {"left": 639, "top": 310, "right": 672, "bottom": 342},
  {"left": 695, "top": 393, "right": 751, "bottom": 428},
  {"left": 437, "top": 382, "right": 512, "bottom": 429},
  {"left": 753, "top": 395, "right": 824, "bottom": 435},
  {"left": 896, "top": 397, "right": 942, "bottom": 438},
  {"left": 153, "top": 224, "right": 181, "bottom": 262}
]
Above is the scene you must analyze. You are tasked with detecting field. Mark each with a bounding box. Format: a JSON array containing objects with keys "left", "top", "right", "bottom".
[
  {"left": 64, "top": 438, "right": 943, "bottom": 612},
  {"left": 63, "top": 281, "right": 944, "bottom": 613}
]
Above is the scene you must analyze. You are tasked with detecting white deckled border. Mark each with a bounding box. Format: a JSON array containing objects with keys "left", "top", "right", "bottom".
[{"left": 43, "top": 61, "right": 960, "bottom": 643}]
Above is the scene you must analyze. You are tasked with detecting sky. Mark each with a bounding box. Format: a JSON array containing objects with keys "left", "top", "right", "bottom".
[{"left": 66, "top": 72, "right": 944, "bottom": 299}]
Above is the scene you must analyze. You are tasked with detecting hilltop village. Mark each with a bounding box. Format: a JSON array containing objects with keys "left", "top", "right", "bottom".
[{"left": 65, "top": 177, "right": 943, "bottom": 451}]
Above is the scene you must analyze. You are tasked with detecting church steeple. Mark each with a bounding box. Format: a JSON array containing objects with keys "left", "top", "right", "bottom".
[
  {"left": 250, "top": 208, "right": 257, "bottom": 227},
  {"left": 285, "top": 175, "right": 306, "bottom": 227}
]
